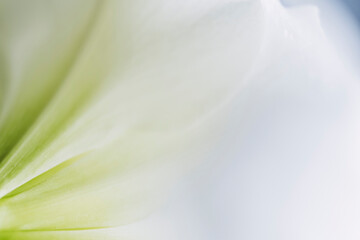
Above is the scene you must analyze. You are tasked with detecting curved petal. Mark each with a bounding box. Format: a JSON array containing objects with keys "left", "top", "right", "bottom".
[{"left": 0, "top": 0, "right": 268, "bottom": 236}]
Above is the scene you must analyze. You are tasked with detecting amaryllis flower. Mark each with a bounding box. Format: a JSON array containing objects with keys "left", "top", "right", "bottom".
[{"left": 0, "top": 0, "right": 360, "bottom": 239}]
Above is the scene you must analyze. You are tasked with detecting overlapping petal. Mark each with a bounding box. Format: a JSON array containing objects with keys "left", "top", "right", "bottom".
[{"left": 0, "top": 0, "right": 269, "bottom": 238}]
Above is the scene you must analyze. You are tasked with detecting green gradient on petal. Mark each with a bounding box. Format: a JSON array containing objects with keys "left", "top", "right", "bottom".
[
  {"left": 0, "top": 228, "right": 134, "bottom": 240},
  {"left": 0, "top": 0, "right": 121, "bottom": 197},
  {"left": 0, "top": 0, "right": 270, "bottom": 239},
  {"left": 0, "top": 0, "right": 100, "bottom": 163}
]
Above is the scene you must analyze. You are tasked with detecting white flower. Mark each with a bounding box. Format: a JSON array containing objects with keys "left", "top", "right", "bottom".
[
  {"left": 0, "top": 0, "right": 268, "bottom": 239},
  {"left": 0, "top": 0, "right": 359, "bottom": 239}
]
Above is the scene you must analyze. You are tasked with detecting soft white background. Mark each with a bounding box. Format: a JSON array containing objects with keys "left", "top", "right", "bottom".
[{"left": 123, "top": 1, "right": 360, "bottom": 239}]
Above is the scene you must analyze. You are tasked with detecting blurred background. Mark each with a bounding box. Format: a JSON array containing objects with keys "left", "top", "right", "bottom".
[
  {"left": 1, "top": 1, "right": 360, "bottom": 240},
  {"left": 129, "top": 1, "right": 360, "bottom": 240}
]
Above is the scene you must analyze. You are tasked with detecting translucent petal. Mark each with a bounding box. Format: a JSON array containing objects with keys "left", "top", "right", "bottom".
[{"left": 0, "top": 0, "right": 268, "bottom": 237}]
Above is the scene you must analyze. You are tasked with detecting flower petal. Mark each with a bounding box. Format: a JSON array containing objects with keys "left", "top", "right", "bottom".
[{"left": 0, "top": 0, "right": 267, "bottom": 236}]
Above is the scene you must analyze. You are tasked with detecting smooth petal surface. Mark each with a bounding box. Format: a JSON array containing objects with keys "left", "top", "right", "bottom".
[
  {"left": 3, "top": 0, "right": 357, "bottom": 239},
  {"left": 0, "top": 0, "right": 269, "bottom": 238},
  {"left": 147, "top": 1, "right": 360, "bottom": 240}
]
